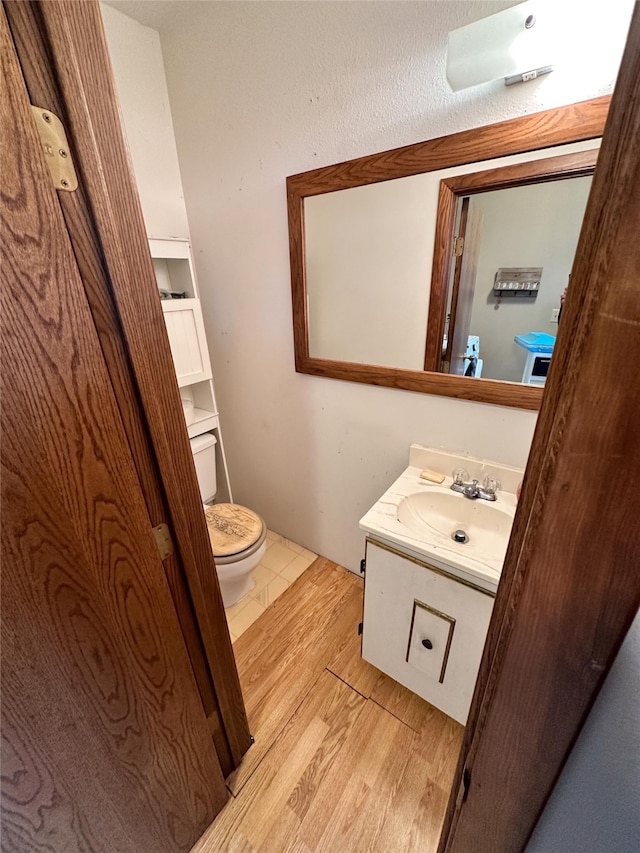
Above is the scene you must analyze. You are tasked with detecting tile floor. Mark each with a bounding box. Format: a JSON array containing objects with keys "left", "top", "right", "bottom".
[{"left": 224, "top": 530, "right": 317, "bottom": 642}]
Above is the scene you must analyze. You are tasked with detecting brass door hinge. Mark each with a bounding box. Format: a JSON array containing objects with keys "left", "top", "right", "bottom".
[
  {"left": 453, "top": 236, "right": 465, "bottom": 257},
  {"left": 30, "top": 106, "right": 78, "bottom": 192},
  {"left": 152, "top": 523, "right": 174, "bottom": 561}
]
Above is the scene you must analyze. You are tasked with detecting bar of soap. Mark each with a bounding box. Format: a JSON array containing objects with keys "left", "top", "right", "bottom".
[{"left": 419, "top": 468, "right": 445, "bottom": 484}]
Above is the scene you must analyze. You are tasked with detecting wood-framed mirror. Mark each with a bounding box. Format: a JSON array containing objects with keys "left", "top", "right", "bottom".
[{"left": 287, "top": 96, "right": 609, "bottom": 410}]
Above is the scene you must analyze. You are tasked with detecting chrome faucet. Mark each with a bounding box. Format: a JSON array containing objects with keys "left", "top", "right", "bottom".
[{"left": 451, "top": 469, "right": 500, "bottom": 502}]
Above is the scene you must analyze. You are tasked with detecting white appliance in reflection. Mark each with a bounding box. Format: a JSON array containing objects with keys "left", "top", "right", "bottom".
[
  {"left": 514, "top": 332, "right": 555, "bottom": 386},
  {"left": 441, "top": 334, "right": 483, "bottom": 377},
  {"left": 463, "top": 335, "right": 483, "bottom": 378}
]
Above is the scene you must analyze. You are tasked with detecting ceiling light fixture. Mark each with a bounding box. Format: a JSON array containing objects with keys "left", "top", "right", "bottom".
[{"left": 446, "top": 1, "right": 554, "bottom": 91}]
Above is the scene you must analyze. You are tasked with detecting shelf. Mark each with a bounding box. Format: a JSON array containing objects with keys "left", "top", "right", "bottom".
[
  {"left": 187, "top": 408, "right": 219, "bottom": 439},
  {"left": 154, "top": 259, "right": 196, "bottom": 300},
  {"left": 148, "top": 237, "right": 230, "bottom": 501}
]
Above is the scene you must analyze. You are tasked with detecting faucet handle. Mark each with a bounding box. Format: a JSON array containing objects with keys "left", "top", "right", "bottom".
[
  {"left": 452, "top": 468, "right": 469, "bottom": 485},
  {"left": 482, "top": 475, "right": 500, "bottom": 495}
]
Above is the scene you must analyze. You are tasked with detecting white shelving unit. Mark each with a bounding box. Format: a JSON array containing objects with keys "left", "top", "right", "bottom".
[{"left": 149, "top": 237, "right": 233, "bottom": 504}]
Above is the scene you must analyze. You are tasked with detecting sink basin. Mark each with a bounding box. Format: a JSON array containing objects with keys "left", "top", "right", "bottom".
[
  {"left": 397, "top": 489, "right": 514, "bottom": 562},
  {"left": 359, "top": 451, "right": 524, "bottom": 590}
]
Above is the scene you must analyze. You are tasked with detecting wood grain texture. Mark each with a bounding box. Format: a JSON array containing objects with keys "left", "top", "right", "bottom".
[
  {"left": 226, "top": 558, "right": 363, "bottom": 794},
  {"left": 288, "top": 99, "right": 609, "bottom": 410},
  {"left": 3, "top": 0, "right": 233, "bottom": 775},
  {"left": 288, "top": 97, "right": 609, "bottom": 195},
  {"left": 8, "top": 0, "right": 251, "bottom": 764},
  {"left": 424, "top": 182, "right": 457, "bottom": 372},
  {"left": 328, "top": 613, "right": 463, "bottom": 765},
  {"left": 448, "top": 200, "right": 483, "bottom": 377},
  {"left": 194, "top": 562, "right": 463, "bottom": 852},
  {"left": 0, "top": 8, "right": 227, "bottom": 849},
  {"left": 441, "top": 148, "right": 598, "bottom": 195},
  {"left": 287, "top": 181, "right": 309, "bottom": 371},
  {"left": 292, "top": 356, "right": 543, "bottom": 409},
  {"left": 440, "top": 7, "right": 640, "bottom": 853},
  {"left": 442, "top": 197, "right": 470, "bottom": 374}
]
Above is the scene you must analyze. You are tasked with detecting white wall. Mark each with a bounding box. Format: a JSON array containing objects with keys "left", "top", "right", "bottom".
[
  {"left": 100, "top": 3, "right": 190, "bottom": 239},
  {"left": 526, "top": 612, "right": 640, "bottom": 853},
  {"left": 151, "top": 0, "right": 632, "bottom": 574},
  {"left": 306, "top": 175, "right": 434, "bottom": 370},
  {"left": 470, "top": 176, "right": 592, "bottom": 382}
]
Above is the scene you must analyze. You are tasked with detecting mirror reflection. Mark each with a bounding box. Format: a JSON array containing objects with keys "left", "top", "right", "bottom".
[
  {"left": 435, "top": 174, "right": 592, "bottom": 384},
  {"left": 306, "top": 175, "right": 434, "bottom": 371},
  {"left": 304, "top": 143, "right": 597, "bottom": 387}
]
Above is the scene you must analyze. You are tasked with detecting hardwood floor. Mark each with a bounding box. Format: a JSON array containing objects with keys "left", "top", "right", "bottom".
[{"left": 193, "top": 558, "right": 464, "bottom": 853}]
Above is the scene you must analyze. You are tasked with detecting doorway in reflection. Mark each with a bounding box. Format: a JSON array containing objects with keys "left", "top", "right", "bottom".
[{"left": 441, "top": 175, "right": 592, "bottom": 383}]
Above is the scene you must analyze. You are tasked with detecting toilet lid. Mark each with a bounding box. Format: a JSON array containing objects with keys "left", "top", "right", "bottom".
[{"left": 205, "top": 503, "right": 264, "bottom": 557}]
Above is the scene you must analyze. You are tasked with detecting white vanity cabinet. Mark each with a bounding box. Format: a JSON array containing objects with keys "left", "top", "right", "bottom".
[
  {"left": 149, "top": 238, "right": 232, "bottom": 503},
  {"left": 362, "top": 538, "right": 495, "bottom": 724}
]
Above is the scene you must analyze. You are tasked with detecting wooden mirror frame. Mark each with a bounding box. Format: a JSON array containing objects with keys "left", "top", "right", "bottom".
[{"left": 287, "top": 96, "right": 610, "bottom": 410}]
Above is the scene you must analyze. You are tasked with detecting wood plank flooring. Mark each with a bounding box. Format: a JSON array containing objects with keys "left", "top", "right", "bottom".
[{"left": 193, "top": 558, "right": 463, "bottom": 853}]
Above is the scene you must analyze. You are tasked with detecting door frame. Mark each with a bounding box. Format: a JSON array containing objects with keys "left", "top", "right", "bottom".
[
  {"left": 444, "top": 196, "right": 483, "bottom": 376},
  {"left": 3, "top": 0, "right": 252, "bottom": 769},
  {"left": 439, "top": 5, "right": 640, "bottom": 851}
]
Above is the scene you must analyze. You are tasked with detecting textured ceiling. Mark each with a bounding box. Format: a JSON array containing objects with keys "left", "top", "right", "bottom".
[{"left": 103, "top": 1, "right": 521, "bottom": 36}]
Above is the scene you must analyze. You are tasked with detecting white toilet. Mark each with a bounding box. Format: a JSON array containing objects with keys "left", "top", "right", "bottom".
[{"left": 190, "top": 434, "right": 267, "bottom": 608}]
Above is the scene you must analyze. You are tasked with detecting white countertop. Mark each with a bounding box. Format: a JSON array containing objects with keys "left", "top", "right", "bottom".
[{"left": 359, "top": 446, "right": 523, "bottom": 593}]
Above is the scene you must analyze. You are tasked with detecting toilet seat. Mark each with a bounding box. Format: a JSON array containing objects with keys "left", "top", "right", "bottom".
[
  {"left": 204, "top": 503, "right": 267, "bottom": 564},
  {"left": 204, "top": 503, "right": 267, "bottom": 607}
]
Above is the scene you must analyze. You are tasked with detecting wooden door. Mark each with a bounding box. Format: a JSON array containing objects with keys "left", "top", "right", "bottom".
[
  {"left": 439, "top": 5, "right": 640, "bottom": 851},
  {"left": 0, "top": 8, "right": 228, "bottom": 851},
  {"left": 446, "top": 198, "right": 483, "bottom": 375},
  {"left": 3, "top": 0, "right": 252, "bottom": 777}
]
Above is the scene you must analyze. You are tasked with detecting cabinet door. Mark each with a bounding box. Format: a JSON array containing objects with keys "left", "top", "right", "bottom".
[
  {"left": 162, "top": 298, "right": 213, "bottom": 386},
  {"left": 362, "top": 540, "right": 494, "bottom": 724},
  {"left": 406, "top": 600, "right": 455, "bottom": 681}
]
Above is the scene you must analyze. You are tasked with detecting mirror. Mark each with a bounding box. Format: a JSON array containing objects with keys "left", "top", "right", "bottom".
[
  {"left": 424, "top": 149, "right": 596, "bottom": 383},
  {"left": 287, "top": 97, "right": 609, "bottom": 409}
]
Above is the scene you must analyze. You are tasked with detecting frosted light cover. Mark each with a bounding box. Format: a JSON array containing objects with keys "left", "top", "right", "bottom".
[{"left": 446, "top": 1, "right": 554, "bottom": 91}]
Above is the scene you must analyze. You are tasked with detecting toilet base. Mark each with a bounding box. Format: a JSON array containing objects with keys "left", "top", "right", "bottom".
[
  {"left": 219, "top": 573, "right": 255, "bottom": 608},
  {"left": 216, "top": 540, "right": 267, "bottom": 608}
]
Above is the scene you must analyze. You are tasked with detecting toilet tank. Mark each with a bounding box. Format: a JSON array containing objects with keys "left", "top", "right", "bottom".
[{"left": 189, "top": 433, "right": 218, "bottom": 502}]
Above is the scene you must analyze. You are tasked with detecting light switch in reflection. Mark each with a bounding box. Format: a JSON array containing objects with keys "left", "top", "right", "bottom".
[{"left": 406, "top": 600, "right": 456, "bottom": 683}]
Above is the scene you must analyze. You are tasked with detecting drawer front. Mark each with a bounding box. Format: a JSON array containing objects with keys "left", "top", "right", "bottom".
[
  {"left": 362, "top": 538, "right": 494, "bottom": 724},
  {"left": 406, "top": 599, "right": 455, "bottom": 682}
]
